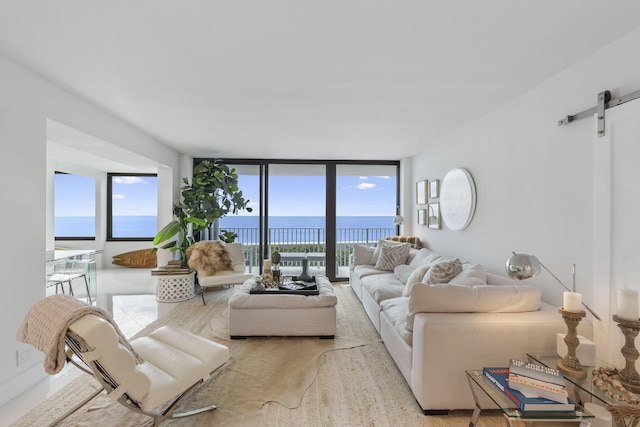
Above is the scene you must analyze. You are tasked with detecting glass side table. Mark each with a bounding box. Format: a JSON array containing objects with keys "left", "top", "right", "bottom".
[
  {"left": 528, "top": 353, "right": 640, "bottom": 427},
  {"left": 466, "top": 370, "right": 594, "bottom": 426}
]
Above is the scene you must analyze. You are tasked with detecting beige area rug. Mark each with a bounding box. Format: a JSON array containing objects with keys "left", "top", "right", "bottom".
[{"left": 13, "top": 284, "right": 508, "bottom": 427}]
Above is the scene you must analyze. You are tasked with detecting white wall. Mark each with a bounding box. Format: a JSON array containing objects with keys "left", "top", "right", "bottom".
[
  {"left": 0, "top": 54, "right": 181, "bottom": 405},
  {"left": 408, "top": 26, "right": 640, "bottom": 357}
]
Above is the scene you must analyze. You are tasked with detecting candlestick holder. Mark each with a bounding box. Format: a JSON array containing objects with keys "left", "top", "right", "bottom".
[
  {"left": 557, "top": 308, "right": 587, "bottom": 378},
  {"left": 613, "top": 314, "right": 640, "bottom": 393}
]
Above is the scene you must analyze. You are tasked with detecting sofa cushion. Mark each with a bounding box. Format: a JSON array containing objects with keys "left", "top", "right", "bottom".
[
  {"left": 380, "top": 297, "right": 412, "bottom": 345},
  {"left": 372, "top": 239, "right": 411, "bottom": 264},
  {"left": 361, "top": 274, "right": 405, "bottom": 304},
  {"left": 393, "top": 264, "right": 414, "bottom": 284},
  {"left": 375, "top": 243, "right": 410, "bottom": 271},
  {"left": 449, "top": 263, "right": 487, "bottom": 286},
  {"left": 352, "top": 244, "right": 375, "bottom": 265},
  {"left": 405, "top": 283, "right": 542, "bottom": 331},
  {"left": 424, "top": 259, "right": 463, "bottom": 284},
  {"left": 402, "top": 264, "right": 431, "bottom": 297},
  {"left": 353, "top": 264, "right": 389, "bottom": 279}
]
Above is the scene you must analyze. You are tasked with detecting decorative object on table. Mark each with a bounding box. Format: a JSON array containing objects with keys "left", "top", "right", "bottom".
[
  {"left": 556, "top": 333, "right": 596, "bottom": 366},
  {"left": 297, "top": 254, "right": 313, "bottom": 282},
  {"left": 252, "top": 277, "right": 266, "bottom": 291},
  {"left": 428, "top": 203, "right": 441, "bottom": 229},
  {"left": 416, "top": 180, "right": 428, "bottom": 204},
  {"left": 613, "top": 314, "right": 640, "bottom": 393},
  {"left": 556, "top": 308, "right": 587, "bottom": 377},
  {"left": 152, "top": 159, "right": 252, "bottom": 266},
  {"left": 505, "top": 252, "right": 601, "bottom": 320},
  {"left": 439, "top": 168, "right": 476, "bottom": 231},
  {"left": 271, "top": 251, "right": 281, "bottom": 282},
  {"left": 508, "top": 358, "right": 569, "bottom": 404},
  {"left": 429, "top": 179, "right": 439, "bottom": 199},
  {"left": 592, "top": 366, "right": 640, "bottom": 404}
]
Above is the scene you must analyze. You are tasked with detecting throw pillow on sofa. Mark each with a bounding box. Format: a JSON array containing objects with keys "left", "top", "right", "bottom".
[
  {"left": 393, "top": 264, "right": 414, "bottom": 284},
  {"left": 423, "top": 259, "right": 463, "bottom": 284},
  {"left": 402, "top": 264, "right": 431, "bottom": 297},
  {"left": 371, "top": 238, "right": 411, "bottom": 264},
  {"left": 375, "top": 243, "right": 410, "bottom": 271},
  {"left": 352, "top": 244, "right": 376, "bottom": 265}
]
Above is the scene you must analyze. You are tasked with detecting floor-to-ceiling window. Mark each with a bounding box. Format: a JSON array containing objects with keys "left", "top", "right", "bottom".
[
  {"left": 335, "top": 164, "right": 399, "bottom": 277},
  {"left": 209, "top": 159, "right": 399, "bottom": 281}
]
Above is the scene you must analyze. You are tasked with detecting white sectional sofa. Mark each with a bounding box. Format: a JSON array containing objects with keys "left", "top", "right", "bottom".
[{"left": 349, "top": 238, "right": 593, "bottom": 414}]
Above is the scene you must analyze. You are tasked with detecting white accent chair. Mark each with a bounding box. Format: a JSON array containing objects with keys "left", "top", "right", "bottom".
[
  {"left": 56, "top": 314, "right": 230, "bottom": 426},
  {"left": 195, "top": 242, "right": 255, "bottom": 305}
]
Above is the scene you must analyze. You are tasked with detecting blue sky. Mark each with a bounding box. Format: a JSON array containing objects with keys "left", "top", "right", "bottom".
[
  {"left": 238, "top": 174, "right": 396, "bottom": 216},
  {"left": 55, "top": 172, "right": 396, "bottom": 217}
]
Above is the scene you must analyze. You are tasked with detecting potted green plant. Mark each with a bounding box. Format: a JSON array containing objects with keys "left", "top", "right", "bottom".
[{"left": 153, "top": 159, "right": 252, "bottom": 266}]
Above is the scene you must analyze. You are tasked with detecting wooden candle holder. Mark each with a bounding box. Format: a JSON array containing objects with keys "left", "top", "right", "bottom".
[
  {"left": 613, "top": 314, "right": 640, "bottom": 393},
  {"left": 557, "top": 308, "right": 587, "bottom": 378}
]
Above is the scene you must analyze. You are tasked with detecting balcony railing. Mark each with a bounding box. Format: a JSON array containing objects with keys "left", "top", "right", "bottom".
[{"left": 222, "top": 226, "right": 395, "bottom": 277}]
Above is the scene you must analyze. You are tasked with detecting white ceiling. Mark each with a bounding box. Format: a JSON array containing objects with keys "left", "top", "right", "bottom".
[{"left": 2, "top": 1, "right": 640, "bottom": 166}]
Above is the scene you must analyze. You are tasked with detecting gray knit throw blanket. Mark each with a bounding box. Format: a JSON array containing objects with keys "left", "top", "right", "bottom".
[{"left": 16, "top": 294, "right": 141, "bottom": 375}]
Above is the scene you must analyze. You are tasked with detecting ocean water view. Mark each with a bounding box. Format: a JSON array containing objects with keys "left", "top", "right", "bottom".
[{"left": 55, "top": 215, "right": 395, "bottom": 239}]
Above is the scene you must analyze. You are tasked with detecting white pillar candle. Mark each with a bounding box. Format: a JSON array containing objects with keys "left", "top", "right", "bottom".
[
  {"left": 563, "top": 292, "right": 582, "bottom": 313},
  {"left": 263, "top": 259, "right": 272, "bottom": 271},
  {"left": 617, "top": 289, "right": 639, "bottom": 320}
]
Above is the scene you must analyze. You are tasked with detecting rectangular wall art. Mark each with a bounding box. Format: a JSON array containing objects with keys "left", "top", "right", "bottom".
[
  {"left": 418, "top": 208, "right": 427, "bottom": 225},
  {"left": 416, "top": 180, "right": 428, "bottom": 204},
  {"left": 428, "top": 203, "right": 441, "bottom": 229}
]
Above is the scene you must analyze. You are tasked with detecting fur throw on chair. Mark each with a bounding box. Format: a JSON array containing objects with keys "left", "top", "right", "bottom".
[{"left": 187, "top": 241, "right": 234, "bottom": 276}]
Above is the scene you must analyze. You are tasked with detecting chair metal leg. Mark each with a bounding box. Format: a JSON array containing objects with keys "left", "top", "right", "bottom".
[{"left": 47, "top": 386, "right": 105, "bottom": 427}]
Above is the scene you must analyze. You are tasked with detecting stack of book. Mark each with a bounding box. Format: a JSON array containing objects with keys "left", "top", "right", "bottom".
[
  {"left": 151, "top": 260, "right": 192, "bottom": 275},
  {"left": 483, "top": 359, "right": 575, "bottom": 413}
]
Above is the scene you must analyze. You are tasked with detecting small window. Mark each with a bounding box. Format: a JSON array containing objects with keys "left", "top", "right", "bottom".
[
  {"left": 108, "top": 174, "right": 158, "bottom": 240},
  {"left": 54, "top": 172, "right": 96, "bottom": 240}
]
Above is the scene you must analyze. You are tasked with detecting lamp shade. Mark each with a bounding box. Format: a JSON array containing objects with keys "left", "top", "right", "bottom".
[
  {"left": 393, "top": 215, "right": 404, "bottom": 226},
  {"left": 505, "top": 253, "right": 541, "bottom": 281}
]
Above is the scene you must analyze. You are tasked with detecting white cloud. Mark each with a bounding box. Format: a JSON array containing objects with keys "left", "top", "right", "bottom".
[
  {"left": 113, "top": 176, "right": 146, "bottom": 185},
  {"left": 359, "top": 176, "right": 368, "bottom": 180},
  {"left": 356, "top": 183, "right": 376, "bottom": 190},
  {"left": 112, "top": 194, "right": 126, "bottom": 200},
  {"left": 376, "top": 176, "right": 391, "bottom": 179}
]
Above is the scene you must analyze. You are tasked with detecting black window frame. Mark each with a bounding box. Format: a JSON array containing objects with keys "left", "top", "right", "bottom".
[
  {"left": 107, "top": 172, "right": 158, "bottom": 242},
  {"left": 54, "top": 171, "right": 97, "bottom": 241}
]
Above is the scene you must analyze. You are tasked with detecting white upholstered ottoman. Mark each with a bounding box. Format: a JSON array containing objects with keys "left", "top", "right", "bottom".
[{"left": 228, "top": 275, "right": 337, "bottom": 339}]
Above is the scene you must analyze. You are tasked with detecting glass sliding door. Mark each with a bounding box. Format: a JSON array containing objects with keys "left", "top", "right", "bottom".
[
  {"left": 196, "top": 159, "right": 399, "bottom": 281},
  {"left": 267, "top": 164, "right": 326, "bottom": 279},
  {"left": 335, "top": 164, "right": 398, "bottom": 278},
  {"left": 217, "top": 164, "right": 261, "bottom": 274}
]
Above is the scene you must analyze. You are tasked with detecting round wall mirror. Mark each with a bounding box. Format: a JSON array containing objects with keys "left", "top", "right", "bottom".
[{"left": 440, "top": 168, "right": 476, "bottom": 231}]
